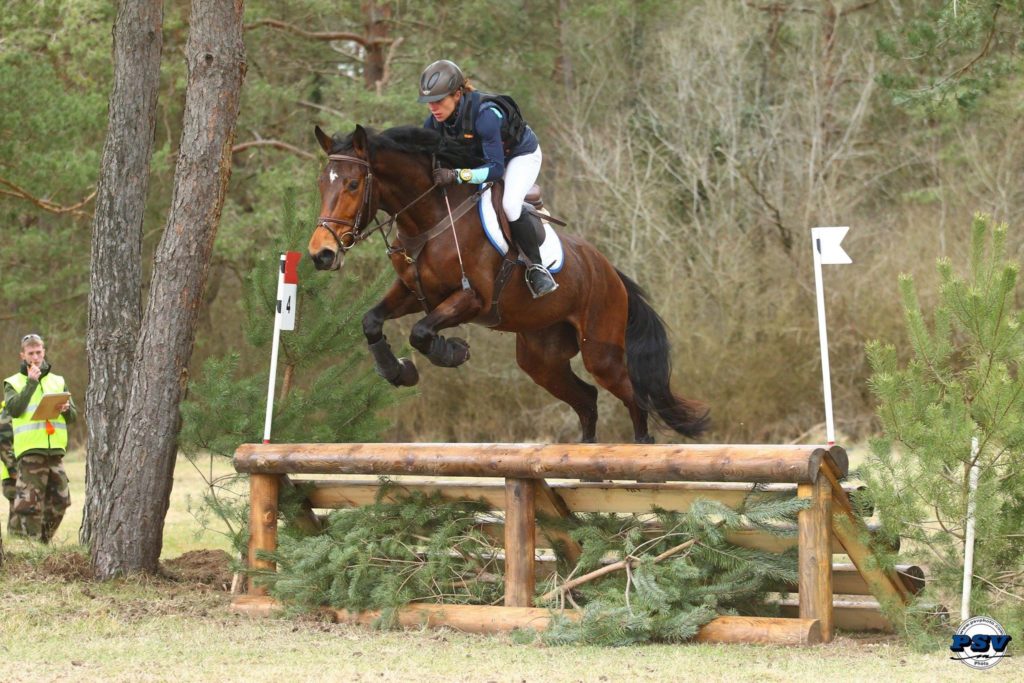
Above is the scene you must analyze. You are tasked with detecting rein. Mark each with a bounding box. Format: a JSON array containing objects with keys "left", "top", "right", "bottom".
[{"left": 316, "top": 153, "right": 439, "bottom": 255}]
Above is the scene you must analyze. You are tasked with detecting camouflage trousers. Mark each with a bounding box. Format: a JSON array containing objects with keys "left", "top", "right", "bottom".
[
  {"left": 10, "top": 453, "right": 70, "bottom": 543},
  {"left": 0, "top": 448, "right": 15, "bottom": 508}
]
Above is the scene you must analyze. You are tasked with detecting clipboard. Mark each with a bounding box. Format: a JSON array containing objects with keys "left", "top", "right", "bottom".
[{"left": 31, "top": 392, "right": 71, "bottom": 420}]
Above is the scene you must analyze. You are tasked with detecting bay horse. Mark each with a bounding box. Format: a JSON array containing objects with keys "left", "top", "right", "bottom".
[{"left": 308, "top": 124, "right": 708, "bottom": 443}]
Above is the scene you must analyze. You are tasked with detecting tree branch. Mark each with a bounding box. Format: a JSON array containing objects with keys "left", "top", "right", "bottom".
[
  {"left": 0, "top": 176, "right": 95, "bottom": 217},
  {"left": 297, "top": 99, "right": 348, "bottom": 119},
  {"left": 839, "top": 0, "right": 879, "bottom": 17},
  {"left": 244, "top": 18, "right": 391, "bottom": 47},
  {"left": 232, "top": 139, "right": 315, "bottom": 160}
]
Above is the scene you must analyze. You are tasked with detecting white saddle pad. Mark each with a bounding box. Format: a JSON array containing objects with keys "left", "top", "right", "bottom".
[{"left": 477, "top": 187, "right": 564, "bottom": 272}]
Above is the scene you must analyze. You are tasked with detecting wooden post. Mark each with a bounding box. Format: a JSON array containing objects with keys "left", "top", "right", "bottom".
[
  {"left": 798, "top": 472, "right": 833, "bottom": 642},
  {"left": 248, "top": 473, "right": 280, "bottom": 595},
  {"left": 504, "top": 478, "right": 536, "bottom": 607}
]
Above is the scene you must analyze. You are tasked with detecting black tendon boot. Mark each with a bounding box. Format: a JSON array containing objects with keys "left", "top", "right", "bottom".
[{"left": 508, "top": 213, "right": 558, "bottom": 298}]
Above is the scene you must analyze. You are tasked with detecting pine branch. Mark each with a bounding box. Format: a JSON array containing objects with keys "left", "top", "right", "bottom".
[{"left": 539, "top": 539, "right": 696, "bottom": 603}]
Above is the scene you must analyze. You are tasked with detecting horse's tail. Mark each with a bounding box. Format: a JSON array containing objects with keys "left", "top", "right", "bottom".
[{"left": 618, "top": 269, "right": 710, "bottom": 438}]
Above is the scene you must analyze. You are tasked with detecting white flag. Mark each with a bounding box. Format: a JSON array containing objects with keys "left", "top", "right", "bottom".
[{"left": 811, "top": 226, "right": 852, "bottom": 265}]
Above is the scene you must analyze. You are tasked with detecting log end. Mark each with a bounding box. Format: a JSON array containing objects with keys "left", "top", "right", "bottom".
[{"left": 826, "top": 446, "right": 849, "bottom": 478}]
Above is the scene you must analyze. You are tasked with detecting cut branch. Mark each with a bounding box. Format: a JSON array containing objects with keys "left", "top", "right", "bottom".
[{"left": 539, "top": 539, "right": 696, "bottom": 603}]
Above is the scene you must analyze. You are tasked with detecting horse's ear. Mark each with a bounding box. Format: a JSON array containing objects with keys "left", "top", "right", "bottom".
[
  {"left": 314, "top": 125, "right": 333, "bottom": 155},
  {"left": 352, "top": 124, "right": 368, "bottom": 157}
]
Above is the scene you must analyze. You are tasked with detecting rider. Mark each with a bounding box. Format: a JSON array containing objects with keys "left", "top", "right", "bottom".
[{"left": 418, "top": 59, "right": 557, "bottom": 298}]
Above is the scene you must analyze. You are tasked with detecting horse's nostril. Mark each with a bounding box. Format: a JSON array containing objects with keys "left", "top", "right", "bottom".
[{"left": 315, "top": 249, "right": 335, "bottom": 269}]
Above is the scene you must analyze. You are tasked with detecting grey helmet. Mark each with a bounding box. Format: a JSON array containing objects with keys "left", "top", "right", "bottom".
[{"left": 418, "top": 60, "right": 465, "bottom": 103}]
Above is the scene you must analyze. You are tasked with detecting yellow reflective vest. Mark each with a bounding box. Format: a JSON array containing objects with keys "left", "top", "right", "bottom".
[{"left": 4, "top": 372, "right": 68, "bottom": 457}]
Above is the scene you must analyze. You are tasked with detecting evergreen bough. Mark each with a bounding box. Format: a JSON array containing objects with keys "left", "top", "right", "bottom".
[
  {"left": 864, "top": 214, "right": 1024, "bottom": 630},
  {"left": 264, "top": 484, "right": 808, "bottom": 645}
]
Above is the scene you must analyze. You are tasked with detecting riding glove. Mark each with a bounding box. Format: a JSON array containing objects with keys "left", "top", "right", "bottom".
[{"left": 433, "top": 168, "right": 458, "bottom": 186}]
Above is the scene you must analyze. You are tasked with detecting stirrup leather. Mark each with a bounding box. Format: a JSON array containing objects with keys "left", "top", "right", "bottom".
[{"left": 525, "top": 264, "right": 558, "bottom": 298}]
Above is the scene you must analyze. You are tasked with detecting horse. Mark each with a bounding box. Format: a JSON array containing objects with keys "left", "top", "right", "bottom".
[{"left": 308, "top": 124, "right": 709, "bottom": 443}]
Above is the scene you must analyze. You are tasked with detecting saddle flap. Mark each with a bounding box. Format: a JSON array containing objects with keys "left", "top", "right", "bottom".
[{"left": 525, "top": 184, "right": 543, "bottom": 209}]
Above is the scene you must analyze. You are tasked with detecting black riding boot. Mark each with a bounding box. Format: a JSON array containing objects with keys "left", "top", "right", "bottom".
[{"left": 508, "top": 213, "right": 558, "bottom": 298}]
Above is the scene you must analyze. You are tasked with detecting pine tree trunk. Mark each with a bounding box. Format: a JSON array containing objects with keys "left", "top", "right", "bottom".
[
  {"left": 361, "top": 1, "right": 390, "bottom": 90},
  {"left": 81, "top": 0, "right": 164, "bottom": 547},
  {"left": 90, "top": 0, "right": 247, "bottom": 579}
]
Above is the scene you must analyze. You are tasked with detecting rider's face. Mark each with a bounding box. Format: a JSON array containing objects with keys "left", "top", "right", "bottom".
[{"left": 427, "top": 90, "right": 461, "bottom": 122}]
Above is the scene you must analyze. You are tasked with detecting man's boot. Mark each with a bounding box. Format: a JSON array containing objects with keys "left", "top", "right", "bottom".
[{"left": 508, "top": 213, "right": 558, "bottom": 298}]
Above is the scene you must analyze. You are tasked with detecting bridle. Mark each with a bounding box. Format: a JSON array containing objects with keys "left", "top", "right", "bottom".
[
  {"left": 316, "top": 153, "right": 440, "bottom": 255},
  {"left": 316, "top": 154, "right": 377, "bottom": 253}
]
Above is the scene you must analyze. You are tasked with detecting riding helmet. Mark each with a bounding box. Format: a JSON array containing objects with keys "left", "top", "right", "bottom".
[{"left": 418, "top": 60, "right": 465, "bottom": 103}]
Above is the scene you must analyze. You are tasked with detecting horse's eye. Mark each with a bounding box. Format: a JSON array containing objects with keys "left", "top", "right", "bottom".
[{"left": 347, "top": 180, "right": 360, "bottom": 191}]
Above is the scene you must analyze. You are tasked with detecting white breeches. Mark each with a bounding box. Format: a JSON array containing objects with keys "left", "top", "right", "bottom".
[{"left": 502, "top": 146, "right": 542, "bottom": 221}]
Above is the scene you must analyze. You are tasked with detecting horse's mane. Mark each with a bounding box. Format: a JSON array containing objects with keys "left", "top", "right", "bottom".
[{"left": 329, "top": 125, "right": 484, "bottom": 169}]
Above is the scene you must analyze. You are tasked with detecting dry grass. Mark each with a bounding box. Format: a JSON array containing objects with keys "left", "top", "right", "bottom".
[
  {"left": 0, "top": 558, "right": 1008, "bottom": 683},
  {"left": 1, "top": 448, "right": 1020, "bottom": 681}
]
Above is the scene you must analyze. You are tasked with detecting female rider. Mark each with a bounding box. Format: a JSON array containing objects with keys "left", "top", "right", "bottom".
[{"left": 418, "top": 59, "right": 557, "bottom": 298}]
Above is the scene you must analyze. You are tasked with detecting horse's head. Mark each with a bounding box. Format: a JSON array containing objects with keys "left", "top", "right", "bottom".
[{"left": 309, "top": 124, "right": 378, "bottom": 270}]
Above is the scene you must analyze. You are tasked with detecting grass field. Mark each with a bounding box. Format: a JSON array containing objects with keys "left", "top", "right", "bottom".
[{"left": 0, "top": 451, "right": 1019, "bottom": 682}]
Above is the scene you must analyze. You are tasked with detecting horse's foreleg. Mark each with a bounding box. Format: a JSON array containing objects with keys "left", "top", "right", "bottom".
[
  {"left": 409, "top": 289, "right": 483, "bottom": 367},
  {"left": 363, "top": 280, "right": 422, "bottom": 387}
]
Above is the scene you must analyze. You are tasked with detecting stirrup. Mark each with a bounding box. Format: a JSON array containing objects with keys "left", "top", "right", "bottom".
[{"left": 525, "top": 264, "right": 558, "bottom": 298}]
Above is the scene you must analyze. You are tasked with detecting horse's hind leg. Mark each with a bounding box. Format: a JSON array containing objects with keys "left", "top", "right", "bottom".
[
  {"left": 516, "top": 326, "right": 598, "bottom": 442},
  {"left": 578, "top": 318, "right": 653, "bottom": 444}
]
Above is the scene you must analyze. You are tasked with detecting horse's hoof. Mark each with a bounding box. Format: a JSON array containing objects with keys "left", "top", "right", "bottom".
[
  {"left": 395, "top": 358, "right": 419, "bottom": 386},
  {"left": 447, "top": 337, "right": 470, "bottom": 366},
  {"left": 635, "top": 435, "right": 655, "bottom": 445}
]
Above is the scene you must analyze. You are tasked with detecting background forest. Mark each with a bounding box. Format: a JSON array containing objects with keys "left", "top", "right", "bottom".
[{"left": 3, "top": 0, "right": 1023, "bottom": 445}]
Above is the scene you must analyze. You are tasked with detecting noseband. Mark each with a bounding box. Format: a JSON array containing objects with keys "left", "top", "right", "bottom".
[{"left": 317, "top": 154, "right": 375, "bottom": 253}]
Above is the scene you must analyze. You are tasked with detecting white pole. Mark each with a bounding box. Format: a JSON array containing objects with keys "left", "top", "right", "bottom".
[
  {"left": 262, "top": 254, "right": 285, "bottom": 444},
  {"left": 961, "top": 435, "right": 980, "bottom": 621},
  {"left": 812, "top": 237, "right": 836, "bottom": 445}
]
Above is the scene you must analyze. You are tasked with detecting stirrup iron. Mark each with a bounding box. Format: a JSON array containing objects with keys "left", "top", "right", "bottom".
[{"left": 525, "top": 264, "right": 558, "bottom": 298}]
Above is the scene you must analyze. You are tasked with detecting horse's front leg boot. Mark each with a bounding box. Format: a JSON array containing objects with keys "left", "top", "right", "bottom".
[{"left": 368, "top": 336, "right": 406, "bottom": 386}]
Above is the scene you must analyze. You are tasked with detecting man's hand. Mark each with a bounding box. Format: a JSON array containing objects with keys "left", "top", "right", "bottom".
[
  {"left": 58, "top": 402, "right": 70, "bottom": 414},
  {"left": 27, "top": 364, "right": 41, "bottom": 381},
  {"left": 433, "top": 167, "right": 458, "bottom": 186}
]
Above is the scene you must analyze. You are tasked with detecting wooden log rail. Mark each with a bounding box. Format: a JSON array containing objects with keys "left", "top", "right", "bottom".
[
  {"left": 236, "top": 443, "right": 876, "bottom": 645},
  {"left": 300, "top": 478, "right": 868, "bottom": 515},
  {"left": 234, "top": 442, "right": 848, "bottom": 483}
]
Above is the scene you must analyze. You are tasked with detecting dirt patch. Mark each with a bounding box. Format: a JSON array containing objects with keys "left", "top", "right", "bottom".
[
  {"left": 40, "top": 550, "right": 94, "bottom": 581},
  {"left": 163, "top": 549, "right": 234, "bottom": 590}
]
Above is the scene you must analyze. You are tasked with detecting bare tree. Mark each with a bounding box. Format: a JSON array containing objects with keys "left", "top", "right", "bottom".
[
  {"left": 90, "top": 0, "right": 247, "bottom": 578},
  {"left": 82, "top": 0, "right": 164, "bottom": 545}
]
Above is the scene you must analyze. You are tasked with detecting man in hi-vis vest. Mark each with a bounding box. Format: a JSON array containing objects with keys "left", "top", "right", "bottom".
[{"left": 3, "top": 333, "right": 76, "bottom": 542}]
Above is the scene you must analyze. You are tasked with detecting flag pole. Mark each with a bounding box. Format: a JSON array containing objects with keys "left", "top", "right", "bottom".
[
  {"left": 263, "top": 253, "right": 287, "bottom": 444},
  {"left": 961, "top": 435, "right": 980, "bottom": 620},
  {"left": 812, "top": 236, "right": 836, "bottom": 446},
  {"left": 810, "top": 227, "right": 851, "bottom": 447},
  {"left": 262, "top": 251, "right": 301, "bottom": 444}
]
